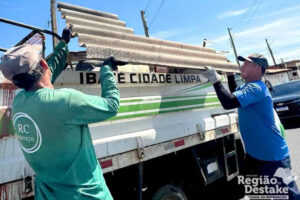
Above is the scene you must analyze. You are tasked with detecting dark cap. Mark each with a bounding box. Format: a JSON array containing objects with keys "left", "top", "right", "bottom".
[{"left": 238, "top": 53, "right": 269, "bottom": 73}]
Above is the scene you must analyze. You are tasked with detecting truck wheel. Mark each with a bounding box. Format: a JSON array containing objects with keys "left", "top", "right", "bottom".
[{"left": 152, "top": 185, "right": 188, "bottom": 200}]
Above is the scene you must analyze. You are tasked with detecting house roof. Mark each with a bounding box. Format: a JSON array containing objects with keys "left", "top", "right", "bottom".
[
  {"left": 265, "top": 68, "right": 292, "bottom": 74},
  {"left": 269, "top": 60, "right": 300, "bottom": 69}
]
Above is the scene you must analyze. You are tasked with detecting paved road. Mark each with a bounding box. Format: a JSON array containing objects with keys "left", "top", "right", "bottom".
[{"left": 284, "top": 120, "right": 300, "bottom": 187}]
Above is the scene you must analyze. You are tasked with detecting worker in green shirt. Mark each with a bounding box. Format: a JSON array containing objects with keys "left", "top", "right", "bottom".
[{"left": 0, "top": 28, "right": 125, "bottom": 199}]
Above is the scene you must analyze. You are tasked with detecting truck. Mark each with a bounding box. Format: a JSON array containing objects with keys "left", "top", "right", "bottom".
[{"left": 0, "top": 2, "right": 243, "bottom": 200}]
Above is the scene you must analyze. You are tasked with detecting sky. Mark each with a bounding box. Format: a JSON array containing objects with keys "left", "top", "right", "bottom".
[{"left": 0, "top": 0, "right": 300, "bottom": 66}]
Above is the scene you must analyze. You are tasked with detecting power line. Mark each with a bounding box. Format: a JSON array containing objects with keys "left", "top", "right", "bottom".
[
  {"left": 234, "top": 1, "right": 259, "bottom": 33},
  {"left": 144, "top": 0, "right": 152, "bottom": 13},
  {"left": 231, "top": 0, "right": 258, "bottom": 30},
  {"left": 149, "top": 0, "right": 165, "bottom": 28},
  {"left": 237, "top": 0, "right": 263, "bottom": 33}
]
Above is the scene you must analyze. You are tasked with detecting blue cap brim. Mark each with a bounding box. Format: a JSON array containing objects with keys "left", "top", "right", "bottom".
[
  {"left": 238, "top": 56, "right": 253, "bottom": 62},
  {"left": 238, "top": 56, "right": 245, "bottom": 61}
]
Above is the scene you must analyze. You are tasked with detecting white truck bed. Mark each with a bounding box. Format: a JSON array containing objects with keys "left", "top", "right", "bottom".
[{"left": 0, "top": 70, "right": 238, "bottom": 190}]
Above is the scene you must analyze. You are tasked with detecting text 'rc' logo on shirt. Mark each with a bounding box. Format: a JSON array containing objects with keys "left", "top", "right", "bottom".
[{"left": 13, "top": 112, "right": 42, "bottom": 154}]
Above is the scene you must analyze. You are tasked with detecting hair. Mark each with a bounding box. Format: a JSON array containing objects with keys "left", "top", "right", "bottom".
[{"left": 12, "top": 65, "right": 44, "bottom": 91}]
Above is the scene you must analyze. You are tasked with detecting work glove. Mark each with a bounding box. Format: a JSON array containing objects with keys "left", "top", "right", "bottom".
[
  {"left": 61, "top": 27, "right": 72, "bottom": 44},
  {"left": 202, "top": 66, "right": 222, "bottom": 84},
  {"left": 102, "top": 56, "right": 128, "bottom": 71}
]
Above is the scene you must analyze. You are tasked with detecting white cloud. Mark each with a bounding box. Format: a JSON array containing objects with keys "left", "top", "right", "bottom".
[
  {"left": 218, "top": 8, "right": 248, "bottom": 19},
  {"left": 209, "top": 20, "right": 285, "bottom": 45},
  {"left": 212, "top": 35, "right": 228, "bottom": 44},
  {"left": 209, "top": 15, "right": 300, "bottom": 63},
  {"left": 274, "top": 47, "right": 300, "bottom": 63},
  {"left": 253, "top": 4, "right": 300, "bottom": 20}
]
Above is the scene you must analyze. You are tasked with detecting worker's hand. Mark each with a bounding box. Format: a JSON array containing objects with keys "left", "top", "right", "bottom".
[
  {"left": 61, "top": 28, "right": 72, "bottom": 44},
  {"left": 103, "top": 56, "right": 128, "bottom": 71},
  {"left": 202, "top": 66, "right": 222, "bottom": 84}
]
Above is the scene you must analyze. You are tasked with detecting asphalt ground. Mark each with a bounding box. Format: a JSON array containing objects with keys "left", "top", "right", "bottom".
[{"left": 283, "top": 118, "right": 300, "bottom": 188}]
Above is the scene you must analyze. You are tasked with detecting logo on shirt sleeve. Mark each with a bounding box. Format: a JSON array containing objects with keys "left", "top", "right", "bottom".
[{"left": 13, "top": 112, "right": 42, "bottom": 154}]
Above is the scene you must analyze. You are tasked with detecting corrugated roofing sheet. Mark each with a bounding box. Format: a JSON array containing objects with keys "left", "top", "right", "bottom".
[{"left": 57, "top": 2, "right": 238, "bottom": 72}]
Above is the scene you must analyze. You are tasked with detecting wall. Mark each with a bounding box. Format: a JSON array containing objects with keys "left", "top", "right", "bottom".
[{"left": 265, "top": 72, "right": 290, "bottom": 86}]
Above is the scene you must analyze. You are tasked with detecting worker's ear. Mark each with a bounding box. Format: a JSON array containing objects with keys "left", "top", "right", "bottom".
[{"left": 40, "top": 59, "right": 49, "bottom": 70}]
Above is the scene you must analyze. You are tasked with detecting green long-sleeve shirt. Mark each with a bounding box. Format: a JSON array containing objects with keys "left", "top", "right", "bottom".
[{"left": 12, "top": 41, "right": 118, "bottom": 200}]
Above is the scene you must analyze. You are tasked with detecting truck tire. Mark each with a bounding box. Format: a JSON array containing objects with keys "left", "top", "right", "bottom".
[{"left": 152, "top": 185, "right": 188, "bottom": 200}]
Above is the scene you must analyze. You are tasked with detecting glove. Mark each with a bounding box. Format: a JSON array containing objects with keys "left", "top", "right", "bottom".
[
  {"left": 61, "top": 28, "right": 72, "bottom": 44},
  {"left": 102, "top": 56, "right": 128, "bottom": 71},
  {"left": 202, "top": 66, "right": 222, "bottom": 84}
]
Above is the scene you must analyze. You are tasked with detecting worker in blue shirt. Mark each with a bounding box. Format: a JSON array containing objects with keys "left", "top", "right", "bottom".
[{"left": 202, "top": 53, "right": 300, "bottom": 200}]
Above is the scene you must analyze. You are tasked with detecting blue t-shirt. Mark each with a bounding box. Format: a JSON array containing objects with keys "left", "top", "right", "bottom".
[{"left": 233, "top": 80, "right": 289, "bottom": 161}]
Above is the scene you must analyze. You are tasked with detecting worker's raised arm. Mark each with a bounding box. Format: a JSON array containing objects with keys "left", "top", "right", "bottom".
[
  {"left": 66, "top": 57, "right": 127, "bottom": 124},
  {"left": 213, "top": 81, "right": 241, "bottom": 109},
  {"left": 227, "top": 73, "right": 238, "bottom": 93},
  {"left": 47, "top": 28, "right": 72, "bottom": 83},
  {"left": 47, "top": 41, "right": 68, "bottom": 83},
  {"left": 99, "top": 64, "right": 120, "bottom": 115},
  {"left": 202, "top": 67, "right": 241, "bottom": 110}
]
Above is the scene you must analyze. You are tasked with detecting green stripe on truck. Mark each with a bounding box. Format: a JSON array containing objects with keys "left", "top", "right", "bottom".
[
  {"left": 112, "top": 103, "right": 221, "bottom": 120},
  {"left": 119, "top": 97, "right": 219, "bottom": 113},
  {"left": 120, "top": 93, "right": 216, "bottom": 103}
]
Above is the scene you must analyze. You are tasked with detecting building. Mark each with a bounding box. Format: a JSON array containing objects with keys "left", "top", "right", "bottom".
[{"left": 269, "top": 60, "right": 300, "bottom": 81}]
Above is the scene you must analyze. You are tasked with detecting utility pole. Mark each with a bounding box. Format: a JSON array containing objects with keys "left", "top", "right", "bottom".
[
  {"left": 280, "top": 58, "right": 287, "bottom": 69},
  {"left": 50, "top": 0, "right": 58, "bottom": 50},
  {"left": 265, "top": 39, "right": 277, "bottom": 67},
  {"left": 227, "top": 28, "right": 240, "bottom": 69},
  {"left": 140, "top": 10, "right": 149, "bottom": 37}
]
